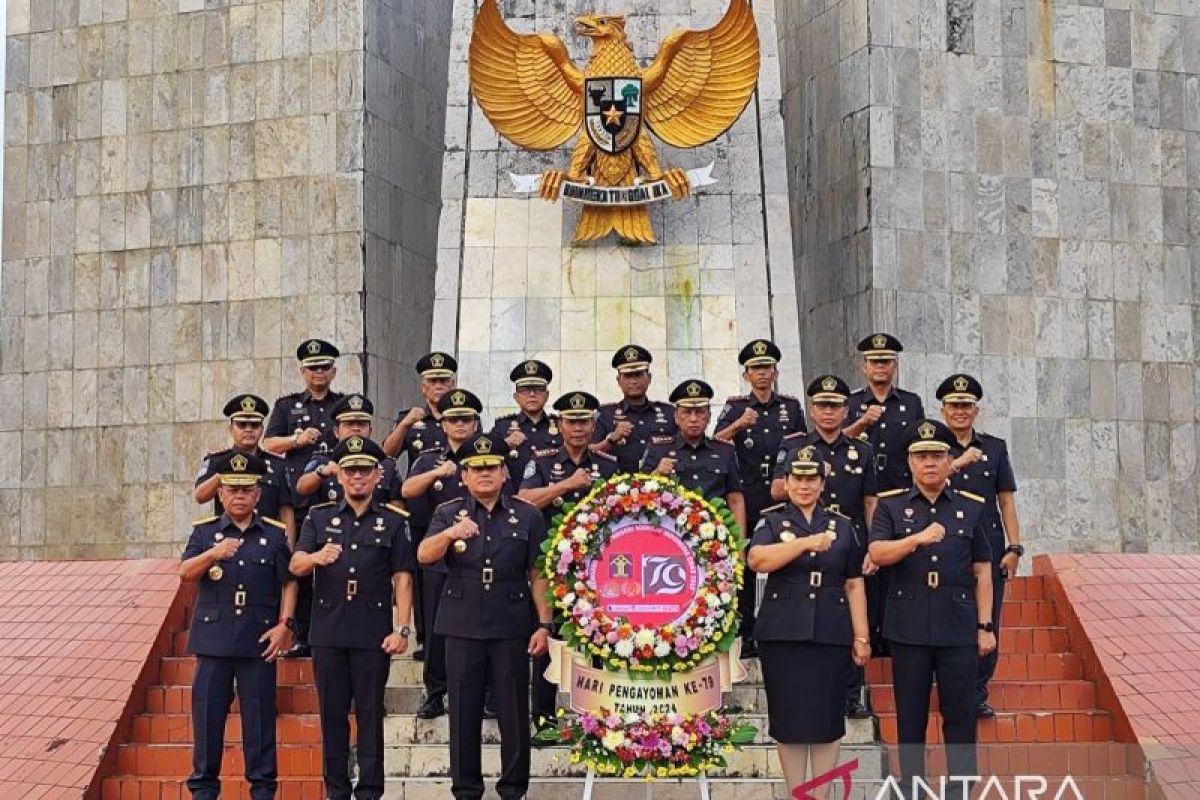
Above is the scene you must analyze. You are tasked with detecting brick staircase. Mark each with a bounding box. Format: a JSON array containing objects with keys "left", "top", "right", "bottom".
[{"left": 867, "top": 575, "right": 1148, "bottom": 800}]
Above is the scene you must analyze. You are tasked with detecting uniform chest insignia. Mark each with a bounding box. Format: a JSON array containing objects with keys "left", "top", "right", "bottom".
[
  {"left": 374, "top": 518, "right": 386, "bottom": 532},
  {"left": 956, "top": 510, "right": 964, "bottom": 519},
  {"left": 456, "top": 509, "right": 469, "bottom": 519},
  {"left": 590, "top": 463, "right": 601, "bottom": 478},
  {"left": 781, "top": 520, "right": 791, "bottom": 527},
  {"left": 523, "top": 460, "right": 538, "bottom": 480},
  {"left": 208, "top": 565, "right": 224, "bottom": 581},
  {"left": 847, "top": 448, "right": 858, "bottom": 461},
  {"left": 779, "top": 531, "right": 795, "bottom": 542},
  {"left": 331, "top": 517, "right": 341, "bottom": 526},
  {"left": 743, "top": 438, "right": 754, "bottom": 448},
  {"left": 904, "top": 508, "right": 913, "bottom": 517},
  {"left": 214, "top": 532, "right": 224, "bottom": 541},
  {"left": 413, "top": 439, "right": 424, "bottom": 450},
  {"left": 508, "top": 515, "right": 519, "bottom": 525},
  {"left": 328, "top": 489, "right": 337, "bottom": 499},
  {"left": 899, "top": 405, "right": 906, "bottom": 412},
  {"left": 259, "top": 537, "right": 268, "bottom": 546},
  {"left": 551, "top": 463, "right": 564, "bottom": 474},
  {"left": 454, "top": 540, "right": 468, "bottom": 553},
  {"left": 549, "top": 424, "right": 558, "bottom": 436},
  {"left": 433, "top": 479, "right": 444, "bottom": 491}
]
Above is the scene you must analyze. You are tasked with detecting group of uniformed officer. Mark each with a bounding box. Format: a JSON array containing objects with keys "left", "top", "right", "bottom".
[{"left": 179, "top": 331, "right": 1022, "bottom": 799}]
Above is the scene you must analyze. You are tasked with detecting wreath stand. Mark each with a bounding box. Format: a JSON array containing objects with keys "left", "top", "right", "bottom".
[{"left": 582, "top": 767, "right": 711, "bottom": 800}]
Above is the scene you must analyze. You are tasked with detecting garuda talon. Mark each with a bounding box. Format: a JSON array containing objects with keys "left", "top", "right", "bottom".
[{"left": 468, "top": 0, "right": 760, "bottom": 244}]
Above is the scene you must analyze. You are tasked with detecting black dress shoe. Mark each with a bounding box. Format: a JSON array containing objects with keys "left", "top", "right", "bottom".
[
  {"left": 976, "top": 702, "right": 996, "bottom": 718},
  {"left": 282, "top": 641, "right": 311, "bottom": 659},
  {"left": 844, "top": 700, "right": 873, "bottom": 719},
  {"left": 416, "top": 694, "right": 446, "bottom": 719},
  {"left": 412, "top": 647, "right": 425, "bottom": 662}
]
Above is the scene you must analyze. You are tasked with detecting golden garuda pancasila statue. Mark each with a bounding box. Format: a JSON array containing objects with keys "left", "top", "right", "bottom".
[{"left": 468, "top": 0, "right": 760, "bottom": 244}]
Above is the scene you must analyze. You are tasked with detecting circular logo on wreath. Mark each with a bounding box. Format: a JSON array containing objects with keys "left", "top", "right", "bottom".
[{"left": 590, "top": 520, "right": 699, "bottom": 628}]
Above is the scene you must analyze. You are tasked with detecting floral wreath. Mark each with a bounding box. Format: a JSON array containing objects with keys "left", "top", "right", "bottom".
[{"left": 541, "top": 473, "right": 745, "bottom": 677}]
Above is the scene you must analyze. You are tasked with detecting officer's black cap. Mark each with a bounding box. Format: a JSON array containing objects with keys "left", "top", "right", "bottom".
[
  {"left": 553, "top": 391, "right": 600, "bottom": 420},
  {"left": 668, "top": 379, "right": 715, "bottom": 408},
  {"left": 416, "top": 351, "right": 458, "bottom": 379},
  {"left": 223, "top": 393, "right": 270, "bottom": 421},
  {"left": 333, "top": 393, "right": 374, "bottom": 422},
  {"left": 788, "top": 445, "right": 825, "bottom": 477},
  {"left": 806, "top": 375, "right": 850, "bottom": 404},
  {"left": 904, "top": 419, "right": 956, "bottom": 454},
  {"left": 296, "top": 338, "right": 339, "bottom": 367},
  {"left": 857, "top": 332, "right": 903, "bottom": 360},
  {"left": 738, "top": 339, "right": 782, "bottom": 368},
  {"left": 611, "top": 344, "right": 653, "bottom": 373},
  {"left": 211, "top": 451, "right": 268, "bottom": 486},
  {"left": 936, "top": 373, "right": 983, "bottom": 404},
  {"left": 437, "top": 388, "right": 483, "bottom": 418},
  {"left": 460, "top": 433, "right": 505, "bottom": 468},
  {"left": 331, "top": 435, "right": 386, "bottom": 468},
  {"left": 510, "top": 359, "right": 552, "bottom": 388}
]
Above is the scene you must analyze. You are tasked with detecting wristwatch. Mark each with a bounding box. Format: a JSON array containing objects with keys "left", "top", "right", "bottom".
[
  {"left": 977, "top": 622, "right": 995, "bottom": 633},
  {"left": 395, "top": 625, "right": 411, "bottom": 638},
  {"left": 538, "top": 622, "right": 554, "bottom": 633},
  {"left": 282, "top": 616, "right": 298, "bottom": 633},
  {"left": 1005, "top": 544, "right": 1025, "bottom": 557}
]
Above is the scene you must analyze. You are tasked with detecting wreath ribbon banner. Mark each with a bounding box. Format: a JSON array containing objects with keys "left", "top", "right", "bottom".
[{"left": 544, "top": 639, "right": 748, "bottom": 717}]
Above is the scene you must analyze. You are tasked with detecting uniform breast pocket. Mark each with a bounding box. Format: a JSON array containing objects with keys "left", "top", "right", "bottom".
[
  {"left": 507, "top": 587, "right": 529, "bottom": 603},
  {"left": 763, "top": 587, "right": 791, "bottom": 602},
  {"left": 893, "top": 587, "right": 915, "bottom": 602},
  {"left": 195, "top": 607, "right": 221, "bottom": 624},
  {"left": 444, "top": 585, "right": 463, "bottom": 600}
]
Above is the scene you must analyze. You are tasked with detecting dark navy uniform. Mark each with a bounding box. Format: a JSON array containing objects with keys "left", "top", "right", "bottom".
[
  {"left": 717, "top": 391, "right": 806, "bottom": 506},
  {"left": 640, "top": 433, "right": 743, "bottom": 499},
  {"left": 845, "top": 385, "right": 924, "bottom": 492},
  {"left": 265, "top": 339, "right": 345, "bottom": 492},
  {"left": 296, "top": 468, "right": 414, "bottom": 800},
  {"left": 491, "top": 411, "right": 561, "bottom": 489},
  {"left": 430, "top": 493, "right": 548, "bottom": 800},
  {"left": 302, "top": 451, "right": 402, "bottom": 507},
  {"left": 183, "top": 512, "right": 293, "bottom": 800},
  {"left": 593, "top": 398, "right": 676, "bottom": 473},
  {"left": 752, "top": 502, "right": 863, "bottom": 743},
  {"left": 518, "top": 443, "right": 618, "bottom": 721},
  {"left": 398, "top": 411, "right": 448, "bottom": 466},
  {"left": 938, "top": 373, "right": 1019, "bottom": 710},
  {"left": 196, "top": 448, "right": 293, "bottom": 520},
  {"left": 870, "top": 463, "right": 992, "bottom": 791}
]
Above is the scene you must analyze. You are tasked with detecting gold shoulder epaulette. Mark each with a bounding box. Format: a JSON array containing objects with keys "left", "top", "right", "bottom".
[
  {"left": 759, "top": 503, "right": 785, "bottom": 514},
  {"left": 191, "top": 515, "right": 219, "bottom": 526},
  {"left": 958, "top": 490, "right": 985, "bottom": 503},
  {"left": 385, "top": 502, "right": 410, "bottom": 517},
  {"left": 512, "top": 496, "right": 536, "bottom": 507},
  {"left": 594, "top": 451, "right": 618, "bottom": 463},
  {"left": 262, "top": 517, "right": 287, "bottom": 529},
  {"left": 434, "top": 497, "right": 464, "bottom": 510},
  {"left": 309, "top": 500, "right": 336, "bottom": 509},
  {"left": 724, "top": 394, "right": 747, "bottom": 403},
  {"left": 877, "top": 489, "right": 906, "bottom": 498}
]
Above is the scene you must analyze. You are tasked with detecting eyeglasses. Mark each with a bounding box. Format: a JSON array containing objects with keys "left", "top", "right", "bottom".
[
  {"left": 341, "top": 465, "right": 377, "bottom": 476},
  {"left": 811, "top": 401, "right": 845, "bottom": 409},
  {"left": 232, "top": 420, "right": 263, "bottom": 429},
  {"left": 444, "top": 417, "right": 477, "bottom": 425},
  {"left": 305, "top": 364, "right": 333, "bottom": 372},
  {"left": 515, "top": 386, "right": 547, "bottom": 395}
]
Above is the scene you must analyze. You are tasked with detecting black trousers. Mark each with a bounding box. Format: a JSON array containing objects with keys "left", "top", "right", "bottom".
[
  {"left": 312, "top": 646, "right": 391, "bottom": 800},
  {"left": 446, "top": 637, "right": 531, "bottom": 800},
  {"left": 411, "top": 527, "right": 428, "bottom": 647},
  {"left": 187, "top": 656, "right": 277, "bottom": 800},
  {"left": 976, "top": 563, "right": 1006, "bottom": 705},
  {"left": 889, "top": 641, "right": 977, "bottom": 796},
  {"left": 422, "top": 569, "right": 448, "bottom": 701}
]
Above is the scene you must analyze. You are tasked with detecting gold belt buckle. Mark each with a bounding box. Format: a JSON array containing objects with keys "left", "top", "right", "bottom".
[
  {"left": 481, "top": 567, "right": 494, "bottom": 585},
  {"left": 927, "top": 571, "right": 939, "bottom": 589},
  {"left": 347, "top": 579, "right": 358, "bottom": 598},
  {"left": 234, "top": 590, "right": 246, "bottom": 607},
  {"left": 809, "top": 571, "right": 822, "bottom": 588}
]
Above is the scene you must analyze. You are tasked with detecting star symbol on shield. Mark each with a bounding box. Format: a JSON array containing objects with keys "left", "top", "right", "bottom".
[{"left": 603, "top": 105, "right": 624, "bottom": 126}]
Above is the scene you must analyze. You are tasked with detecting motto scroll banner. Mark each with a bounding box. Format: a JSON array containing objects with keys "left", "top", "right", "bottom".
[{"left": 535, "top": 475, "right": 756, "bottom": 784}]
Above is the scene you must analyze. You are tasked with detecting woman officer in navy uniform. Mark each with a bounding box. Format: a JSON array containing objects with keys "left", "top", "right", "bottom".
[{"left": 748, "top": 446, "right": 870, "bottom": 797}]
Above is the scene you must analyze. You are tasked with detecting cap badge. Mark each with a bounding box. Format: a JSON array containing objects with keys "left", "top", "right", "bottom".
[
  {"left": 569, "top": 393, "right": 586, "bottom": 410},
  {"left": 624, "top": 346, "right": 639, "bottom": 362},
  {"left": 348, "top": 395, "right": 364, "bottom": 410},
  {"left": 230, "top": 454, "right": 248, "bottom": 472},
  {"left": 306, "top": 340, "right": 321, "bottom": 355},
  {"left": 476, "top": 437, "right": 493, "bottom": 454},
  {"left": 524, "top": 361, "right": 538, "bottom": 375},
  {"left": 918, "top": 421, "right": 936, "bottom": 439},
  {"left": 240, "top": 396, "right": 257, "bottom": 413},
  {"left": 430, "top": 353, "right": 445, "bottom": 368},
  {"left": 752, "top": 340, "right": 768, "bottom": 356},
  {"left": 872, "top": 334, "right": 888, "bottom": 349},
  {"left": 821, "top": 376, "right": 837, "bottom": 392},
  {"left": 953, "top": 375, "right": 969, "bottom": 392},
  {"left": 686, "top": 382, "right": 701, "bottom": 397},
  {"left": 347, "top": 437, "right": 364, "bottom": 453},
  {"left": 798, "top": 446, "right": 815, "bottom": 461},
  {"left": 450, "top": 390, "right": 466, "bottom": 406}
]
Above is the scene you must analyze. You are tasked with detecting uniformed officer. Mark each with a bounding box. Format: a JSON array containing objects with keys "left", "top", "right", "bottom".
[
  {"left": 179, "top": 452, "right": 297, "bottom": 800},
  {"left": 290, "top": 436, "right": 415, "bottom": 800},
  {"left": 418, "top": 433, "right": 552, "bottom": 800},
  {"left": 491, "top": 359, "right": 562, "bottom": 490},
  {"left": 844, "top": 334, "right": 925, "bottom": 492},
  {"left": 747, "top": 447, "right": 869, "bottom": 796},
  {"left": 936, "top": 374, "right": 1022, "bottom": 719},
  {"left": 591, "top": 344, "right": 677, "bottom": 472},
  {"left": 382, "top": 351, "right": 458, "bottom": 461},
  {"left": 401, "top": 388, "right": 484, "bottom": 720},
  {"left": 517, "top": 390, "right": 619, "bottom": 732},
  {"left": 262, "top": 338, "right": 346, "bottom": 657},
  {"left": 772, "top": 374, "right": 879, "bottom": 718},
  {"left": 194, "top": 394, "right": 295, "bottom": 543},
  {"left": 714, "top": 339, "right": 807, "bottom": 657},
  {"left": 867, "top": 420, "right": 996, "bottom": 800},
  {"left": 641, "top": 380, "right": 747, "bottom": 535},
  {"left": 295, "top": 393, "right": 402, "bottom": 507}
]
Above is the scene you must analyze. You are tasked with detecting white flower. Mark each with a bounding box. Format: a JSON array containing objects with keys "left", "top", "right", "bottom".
[
  {"left": 644, "top": 480, "right": 660, "bottom": 493},
  {"left": 699, "top": 522, "right": 716, "bottom": 539},
  {"left": 614, "top": 639, "right": 635, "bottom": 658},
  {"left": 571, "top": 527, "right": 588, "bottom": 543},
  {"left": 705, "top": 594, "right": 721, "bottom": 608},
  {"left": 602, "top": 730, "right": 625, "bottom": 750},
  {"left": 616, "top": 482, "right": 629, "bottom": 494},
  {"left": 557, "top": 539, "right": 572, "bottom": 554},
  {"left": 564, "top": 593, "right": 576, "bottom": 606},
  {"left": 633, "top": 628, "right": 656, "bottom": 648},
  {"left": 654, "top": 641, "right": 671, "bottom": 657},
  {"left": 624, "top": 713, "right": 641, "bottom": 726},
  {"left": 719, "top": 592, "right": 731, "bottom": 604}
]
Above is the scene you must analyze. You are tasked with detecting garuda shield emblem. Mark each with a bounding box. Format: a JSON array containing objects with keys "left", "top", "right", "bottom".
[{"left": 585, "top": 77, "right": 642, "bottom": 155}]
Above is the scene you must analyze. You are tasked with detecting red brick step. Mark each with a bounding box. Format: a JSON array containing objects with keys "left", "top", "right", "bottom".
[
  {"left": 869, "top": 679, "right": 1096, "bottom": 713},
  {"left": 102, "top": 776, "right": 326, "bottom": 800},
  {"left": 866, "top": 651, "right": 1083, "bottom": 683},
  {"left": 143, "top": 684, "right": 320, "bottom": 715},
  {"left": 157, "top": 656, "right": 314, "bottom": 686},
  {"left": 877, "top": 709, "right": 1113, "bottom": 745},
  {"left": 115, "top": 742, "right": 324, "bottom": 777},
  {"left": 128, "top": 713, "right": 337, "bottom": 745}
]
